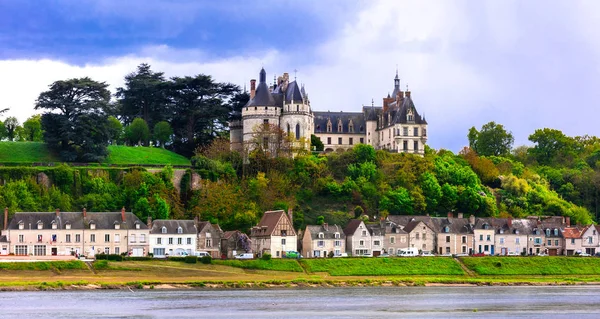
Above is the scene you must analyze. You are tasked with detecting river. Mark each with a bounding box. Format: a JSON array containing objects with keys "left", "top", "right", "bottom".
[{"left": 1, "top": 286, "right": 600, "bottom": 318}]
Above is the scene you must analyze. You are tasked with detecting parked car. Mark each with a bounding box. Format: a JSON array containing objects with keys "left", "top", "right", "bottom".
[
  {"left": 235, "top": 253, "right": 254, "bottom": 259},
  {"left": 377, "top": 253, "right": 390, "bottom": 258},
  {"left": 507, "top": 252, "right": 519, "bottom": 256},
  {"left": 194, "top": 251, "right": 210, "bottom": 257},
  {"left": 420, "top": 251, "right": 434, "bottom": 257},
  {"left": 471, "top": 253, "right": 486, "bottom": 257},
  {"left": 398, "top": 248, "right": 419, "bottom": 257},
  {"left": 361, "top": 252, "right": 373, "bottom": 257},
  {"left": 537, "top": 253, "right": 548, "bottom": 256},
  {"left": 438, "top": 253, "right": 453, "bottom": 257},
  {"left": 578, "top": 252, "right": 591, "bottom": 257},
  {"left": 333, "top": 253, "right": 349, "bottom": 258},
  {"left": 284, "top": 251, "right": 301, "bottom": 259},
  {"left": 453, "top": 253, "right": 469, "bottom": 257}
]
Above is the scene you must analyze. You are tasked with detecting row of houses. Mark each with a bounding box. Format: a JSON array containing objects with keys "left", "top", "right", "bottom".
[
  {"left": 0, "top": 208, "right": 250, "bottom": 258},
  {"left": 302, "top": 213, "right": 600, "bottom": 257}
]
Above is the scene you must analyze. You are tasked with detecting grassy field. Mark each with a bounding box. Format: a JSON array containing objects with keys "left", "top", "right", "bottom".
[
  {"left": 0, "top": 142, "right": 190, "bottom": 166},
  {"left": 461, "top": 256, "right": 600, "bottom": 275},
  {"left": 0, "top": 260, "right": 87, "bottom": 271},
  {"left": 104, "top": 146, "right": 191, "bottom": 166},
  {"left": 300, "top": 257, "right": 465, "bottom": 276},
  {"left": 0, "top": 142, "right": 59, "bottom": 163},
  {"left": 212, "top": 259, "right": 304, "bottom": 272}
]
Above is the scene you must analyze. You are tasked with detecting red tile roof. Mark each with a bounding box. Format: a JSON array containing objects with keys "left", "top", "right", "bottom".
[{"left": 562, "top": 227, "right": 584, "bottom": 239}]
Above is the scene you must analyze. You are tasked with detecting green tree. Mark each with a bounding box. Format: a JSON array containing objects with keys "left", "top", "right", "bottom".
[
  {"left": 420, "top": 172, "right": 442, "bottom": 212},
  {"left": 316, "top": 215, "right": 325, "bottom": 225},
  {"left": 0, "top": 120, "right": 6, "bottom": 140},
  {"left": 379, "top": 187, "right": 413, "bottom": 214},
  {"left": 528, "top": 128, "right": 573, "bottom": 165},
  {"left": 4, "top": 116, "right": 19, "bottom": 141},
  {"left": 468, "top": 121, "right": 514, "bottom": 156},
  {"left": 23, "top": 115, "right": 43, "bottom": 141},
  {"left": 107, "top": 116, "right": 123, "bottom": 145},
  {"left": 153, "top": 121, "right": 173, "bottom": 148},
  {"left": 311, "top": 134, "right": 324, "bottom": 151},
  {"left": 126, "top": 118, "right": 150, "bottom": 146},
  {"left": 34, "top": 77, "right": 111, "bottom": 161}
]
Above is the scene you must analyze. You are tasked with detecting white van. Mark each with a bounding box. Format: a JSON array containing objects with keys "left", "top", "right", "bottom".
[
  {"left": 398, "top": 248, "right": 419, "bottom": 257},
  {"left": 235, "top": 253, "right": 254, "bottom": 259},
  {"left": 194, "top": 251, "right": 210, "bottom": 257}
]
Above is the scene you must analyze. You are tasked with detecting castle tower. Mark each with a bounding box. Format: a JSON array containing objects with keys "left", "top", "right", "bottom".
[{"left": 280, "top": 78, "right": 314, "bottom": 150}]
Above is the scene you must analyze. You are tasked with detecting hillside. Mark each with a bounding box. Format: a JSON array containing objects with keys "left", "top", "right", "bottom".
[{"left": 0, "top": 142, "right": 190, "bottom": 166}]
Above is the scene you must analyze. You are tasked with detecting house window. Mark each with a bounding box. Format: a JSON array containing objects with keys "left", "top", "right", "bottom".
[
  {"left": 389, "top": 248, "right": 394, "bottom": 255},
  {"left": 115, "top": 234, "right": 120, "bottom": 243},
  {"left": 15, "top": 245, "right": 27, "bottom": 255},
  {"left": 168, "top": 238, "right": 173, "bottom": 245},
  {"left": 444, "top": 226, "right": 449, "bottom": 233},
  {"left": 34, "top": 245, "right": 46, "bottom": 256},
  {"left": 535, "top": 238, "right": 542, "bottom": 245},
  {"left": 446, "top": 247, "right": 451, "bottom": 254},
  {"left": 414, "top": 141, "right": 418, "bottom": 152},
  {"left": 178, "top": 238, "right": 183, "bottom": 245},
  {"left": 554, "top": 229, "right": 559, "bottom": 236},
  {"left": 37, "top": 222, "right": 43, "bottom": 230},
  {"left": 484, "top": 245, "right": 489, "bottom": 252},
  {"left": 318, "top": 240, "right": 324, "bottom": 247},
  {"left": 546, "top": 229, "right": 550, "bottom": 236},
  {"left": 18, "top": 234, "right": 24, "bottom": 243},
  {"left": 390, "top": 237, "right": 395, "bottom": 244},
  {"left": 104, "top": 247, "right": 110, "bottom": 254},
  {"left": 334, "top": 233, "right": 340, "bottom": 239},
  {"left": 327, "top": 121, "right": 332, "bottom": 132},
  {"left": 115, "top": 224, "right": 120, "bottom": 230},
  {"left": 360, "top": 138, "right": 364, "bottom": 144},
  {"left": 462, "top": 246, "right": 467, "bottom": 253},
  {"left": 115, "top": 247, "right": 120, "bottom": 255},
  {"left": 423, "top": 233, "right": 426, "bottom": 240},
  {"left": 589, "top": 237, "right": 594, "bottom": 244},
  {"left": 90, "top": 223, "right": 96, "bottom": 230},
  {"left": 130, "top": 234, "right": 136, "bottom": 243},
  {"left": 403, "top": 127, "right": 408, "bottom": 136},
  {"left": 571, "top": 239, "right": 575, "bottom": 244},
  {"left": 90, "top": 234, "right": 96, "bottom": 243},
  {"left": 65, "top": 234, "right": 71, "bottom": 243},
  {"left": 359, "top": 240, "right": 364, "bottom": 246},
  {"left": 407, "top": 114, "right": 414, "bottom": 122},
  {"left": 327, "top": 137, "right": 331, "bottom": 144},
  {"left": 281, "top": 238, "right": 286, "bottom": 245},
  {"left": 334, "top": 240, "right": 341, "bottom": 247},
  {"left": 362, "top": 230, "right": 367, "bottom": 236},
  {"left": 52, "top": 222, "right": 57, "bottom": 230},
  {"left": 206, "top": 239, "right": 212, "bottom": 247},
  {"left": 157, "top": 238, "right": 162, "bottom": 245},
  {"left": 403, "top": 140, "right": 408, "bottom": 151},
  {"left": 187, "top": 238, "right": 192, "bottom": 245},
  {"left": 66, "top": 223, "right": 71, "bottom": 230},
  {"left": 547, "top": 239, "right": 552, "bottom": 245},
  {"left": 479, "top": 235, "right": 483, "bottom": 241},
  {"left": 162, "top": 227, "right": 167, "bottom": 234},
  {"left": 281, "top": 230, "right": 287, "bottom": 237},
  {"left": 349, "top": 123, "right": 354, "bottom": 133},
  {"left": 19, "top": 223, "right": 24, "bottom": 230},
  {"left": 37, "top": 234, "right": 42, "bottom": 242},
  {"left": 462, "top": 236, "right": 467, "bottom": 244},
  {"left": 555, "top": 240, "right": 559, "bottom": 246},
  {"left": 500, "top": 238, "right": 505, "bottom": 244},
  {"left": 338, "top": 121, "right": 342, "bottom": 132},
  {"left": 401, "top": 237, "right": 406, "bottom": 243},
  {"left": 177, "top": 227, "right": 183, "bottom": 234},
  {"left": 446, "top": 236, "right": 450, "bottom": 243},
  {"left": 416, "top": 233, "right": 420, "bottom": 240},
  {"left": 423, "top": 128, "right": 427, "bottom": 136},
  {"left": 338, "top": 137, "right": 342, "bottom": 145},
  {"left": 374, "top": 240, "right": 381, "bottom": 246},
  {"left": 318, "top": 233, "right": 324, "bottom": 239},
  {"left": 413, "top": 127, "right": 418, "bottom": 136},
  {"left": 154, "top": 248, "right": 165, "bottom": 256},
  {"left": 486, "top": 235, "right": 491, "bottom": 241},
  {"left": 140, "top": 234, "right": 146, "bottom": 243},
  {"left": 104, "top": 234, "right": 110, "bottom": 243},
  {"left": 349, "top": 138, "right": 353, "bottom": 145},
  {"left": 51, "top": 234, "right": 57, "bottom": 242},
  {"left": 515, "top": 238, "right": 520, "bottom": 244}
]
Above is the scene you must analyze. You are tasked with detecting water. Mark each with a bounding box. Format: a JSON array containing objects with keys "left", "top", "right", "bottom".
[{"left": 1, "top": 286, "right": 600, "bottom": 318}]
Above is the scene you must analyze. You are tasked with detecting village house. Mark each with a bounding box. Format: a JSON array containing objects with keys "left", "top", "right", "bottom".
[
  {"left": 250, "top": 210, "right": 297, "bottom": 258},
  {"left": 5, "top": 208, "right": 149, "bottom": 257},
  {"left": 404, "top": 219, "right": 436, "bottom": 253},
  {"left": 196, "top": 221, "right": 222, "bottom": 258},
  {"left": 539, "top": 216, "right": 568, "bottom": 256},
  {"left": 301, "top": 223, "right": 345, "bottom": 258},
  {"left": 493, "top": 218, "right": 530, "bottom": 256},
  {"left": 366, "top": 223, "right": 385, "bottom": 257},
  {"left": 148, "top": 218, "right": 197, "bottom": 257},
  {"left": 220, "top": 230, "right": 252, "bottom": 259},
  {"left": 382, "top": 220, "right": 408, "bottom": 256},
  {"left": 433, "top": 213, "right": 474, "bottom": 255},
  {"left": 343, "top": 219, "right": 372, "bottom": 256},
  {"left": 473, "top": 217, "right": 495, "bottom": 255},
  {"left": 580, "top": 225, "right": 598, "bottom": 255},
  {"left": 563, "top": 227, "right": 584, "bottom": 255}
]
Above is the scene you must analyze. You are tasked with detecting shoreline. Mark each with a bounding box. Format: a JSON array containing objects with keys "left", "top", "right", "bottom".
[{"left": 2, "top": 279, "right": 600, "bottom": 291}]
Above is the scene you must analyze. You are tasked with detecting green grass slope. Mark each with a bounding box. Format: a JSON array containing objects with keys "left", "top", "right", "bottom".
[
  {"left": 301, "top": 257, "right": 465, "bottom": 276},
  {"left": 0, "top": 142, "right": 59, "bottom": 163},
  {"left": 104, "top": 146, "right": 191, "bottom": 166},
  {"left": 461, "top": 256, "right": 600, "bottom": 275}
]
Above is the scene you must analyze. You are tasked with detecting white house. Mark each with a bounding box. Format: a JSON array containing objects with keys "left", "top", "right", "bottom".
[{"left": 149, "top": 219, "right": 197, "bottom": 257}]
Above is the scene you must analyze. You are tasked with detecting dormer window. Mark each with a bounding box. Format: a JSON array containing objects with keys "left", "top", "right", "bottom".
[
  {"left": 499, "top": 229, "right": 504, "bottom": 234},
  {"left": 326, "top": 119, "right": 332, "bottom": 133},
  {"left": 546, "top": 229, "right": 550, "bottom": 236},
  {"left": 90, "top": 222, "right": 96, "bottom": 230},
  {"left": 65, "top": 222, "right": 71, "bottom": 230},
  {"left": 553, "top": 229, "right": 558, "bottom": 236},
  {"left": 483, "top": 224, "right": 489, "bottom": 230},
  {"left": 407, "top": 110, "right": 414, "bottom": 122},
  {"left": 162, "top": 226, "right": 167, "bottom": 234},
  {"left": 318, "top": 232, "right": 324, "bottom": 239},
  {"left": 281, "top": 230, "right": 287, "bottom": 237},
  {"left": 444, "top": 226, "right": 449, "bottom": 233},
  {"left": 52, "top": 220, "right": 57, "bottom": 230},
  {"left": 37, "top": 221, "right": 43, "bottom": 230},
  {"left": 177, "top": 227, "right": 183, "bottom": 234},
  {"left": 337, "top": 119, "right": 343, "bottom": 132},
  {"left": 135, "top": 223, "right": 140, "bottom": 229},
  {"left": 114, "top": 222, "right": 120, "bottom": 230},
  {"left": 348, "top": 120, "right": 354, "bottom": 133},
  {"left": 18, "top": 221, "right": 24, "bottom": 230},
  {"left": 334, "top": 232, "right": 340, "bottom": 239}
]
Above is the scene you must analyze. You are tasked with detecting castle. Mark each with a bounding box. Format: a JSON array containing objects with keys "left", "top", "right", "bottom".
[{"left": 230, "top": 68, "right": 428, "bottom": 154}]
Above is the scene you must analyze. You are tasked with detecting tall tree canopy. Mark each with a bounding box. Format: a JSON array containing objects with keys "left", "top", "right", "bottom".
[
  {"left": 116, "top": 63, "right": 168, "bottom": 128},
  {"left": 528, "top": 128, "right": 574, "bottom": 165},
  {"left": 23, "top": 115, "right": 43, "bottom": 141},
  {"left": 35, "top": 77, "right": 111, "bottom": 161},
  {"left": 468, "top": 121, "right": 514, "bottom": 156}
]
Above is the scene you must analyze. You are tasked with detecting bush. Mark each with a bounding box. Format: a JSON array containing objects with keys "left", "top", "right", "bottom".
[
  {"left": 168, "top": 256, "right": 186, "bottom": 262},
  {"left": 95, "top": 254, "right": 123, "bottom": 261},
  {"left": 200, "top": 255, "right": 212, "bottom": 264},
  {"left": 261, "top": 253, "right": 272, "bottom": 261},
  {"left": 185, "top": 256, "right": 198, "bottom": 264},
  {"left": 124, "top": 256, "right": 153, "bottom": 261}
]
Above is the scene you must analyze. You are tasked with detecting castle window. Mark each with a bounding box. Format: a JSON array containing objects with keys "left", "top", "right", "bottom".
[
  {"left": 360, "top": 138, "right": 364, "bottom": 144},
  {"left": 348, "top": 120, "right": 354, "bottom": 133},
  {"left": 255, "top": 107, "right": 257, "bottom": 110},
  {"left": 296, "top": 123, "right": 300, "bottom": 140},
  {"left": 263, "top": 119, "right": 269, "bottom": 125},
  {"left": 423, "top": 128, "right": 427, "bottom": 137},
  {"left": 403, "top": 127, "right": 408, "bottom": 136},
  {"left": 349, "top": 138, "right": 353, "bottom": 145},
  {"left": 414, "top": 141, "right": 418, "bottom": 152},
  {"left": 360, "top": 126, "right": 363, "bottom": 132},
  {"left": 337, "top": 121, "right": 342, "bottom": 132},
  {"left": 287, "top": 123, "right": 291, "bottom": 135},
  {"left": 338, "top": 137, "right": 342, "bottom": 145},
  {"left": 297, "top": 105, "right": 299, "bottom": 112},
  {"left": 407, "top": 114, "right": 414, "bottom": 122},
  {"left": 263, "top": 137, "right": 269, "bottom": 149},
  {"left": 327, "top": 137, "right": 331, "bottom": 144},
  {"left": 414, "top": 127, "right": 419, "bottom": 136},
  {"left": 265, "top": 107, "right": 268, "bottom": 110},
  {"left": 327, "top": 120, "right": 332, "bottom": 132},
  {"left": 403, "top": 141, "right": 408, "bottom": 151}
]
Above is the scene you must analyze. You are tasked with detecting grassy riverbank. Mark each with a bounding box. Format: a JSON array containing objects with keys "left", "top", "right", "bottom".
[{"left": 2, "top": 257, "right": 600, "bottom": 290}]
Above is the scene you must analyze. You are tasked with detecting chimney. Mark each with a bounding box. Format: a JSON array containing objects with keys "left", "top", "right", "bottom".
[
  {"left": 121, "top": 207, "right": 126, "bottom": 222},
  {"left": 250, "top": 79, "right": 256, "bottom": 99},
  {"left": 447, "top": 212, "right": 453, "bottom": 219},
  {"left": 83, "top": 207, "right": 87, "bottom": 218},
  {"left": 508, "top": 217, "right": 513, "bottom": 228},
  {"left": 3, "top": 207, "right": 8, "bottom": 230},
  {"left": 323, "top": 223, "right": 328, "bottom": 231},
  {"left": 566, "top": 217, "right": 570, "bottom": 227},
  {"left": 55, "top": 209, "right": 60, "bottom": 217},
  {"left": 457, "top": 213, "right": 463, "bottom": 219},
  {"left": 469, "top": 215, "right": 475, "bottom": 225},
  {"left": 287, "top": 208, "right": 293, "bottom": 224},
  {"left": 194, "top": 215, "right": 199, "bottom": 228},
  {"left": 147, "top": 216, "right": 152, "bottom": 229}
]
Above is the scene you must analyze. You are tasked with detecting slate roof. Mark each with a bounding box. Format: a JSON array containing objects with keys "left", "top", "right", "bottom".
[
  {"left": 391, "top": 95, "right": 427, "bottom": 125},
  {"left": 432, "top": 218, "right": 474, "bottom": 234},
  {"left": 0, "top": 235, "right": 7, "bottom": 243},
  {"left": 285, "top": 81, "right": 304, "bottom": 103},
  {"left": 343, "top": 219, "right": 364, "bottom": 236},
  {"left": 383, "top": 221, "right": 408, "bottom": 235},
  {"left": 313, "top": 111, "right": 366, "bottom": 134},
  {"left": 387, "top": 215, "right": 436, "bottom": 231},
  {"left": 366, "top": 223, "right": 385, "bottom": 236},
  {"left": 151, "top": 220, "right": 197, "bottom": 235},
  {"left": 305, "top": 224, "right": 345, "bottom": 240},
  {"left": 7, "top": 211, "right": 146, "bottom": 230}
]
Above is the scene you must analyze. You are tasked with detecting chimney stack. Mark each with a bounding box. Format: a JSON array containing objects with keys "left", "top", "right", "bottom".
[
  {"left": 508, "top": 217, "right": 513, "bottom": 228},
  {"left": 55, "top": 209, "right": 60, "bottom": 217},
  {"left": 323, "top": 223, "right": 328, "bottom": 231},
  {"left": 147, "top": 216, "right": 152, "bottom": 229},
  {"left": 287, "top": 208, "right": 293, "bottom": 224},
  {"left": 447, "top": 212, "right": 453, "bottom": 219},
  {"left": 121, "top": 207, "right": 126, "bottom": 222},
  {"left": 83, "top": 207, "right": 87, "bottom": 218},
  {"left": 250, "top": 79, "right": 256, "bottom": 99},
  {"left": 457, "top": 213, "right": 463, "bottom": 219},
  {"left": 566, "top": 217, "right": 571, "bottom": 227},
  {"left": 194, "top": 215, "right": 199, "bottom": 228},
  {"left": 469, "top": 215, "right": 475, "bottom": 225},
  {"left": 3, "top": 207, "right": 8, "bottom": 230}
]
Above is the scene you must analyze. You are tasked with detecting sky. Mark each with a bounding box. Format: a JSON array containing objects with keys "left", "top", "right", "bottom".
[{"left": 1, "top": 0, "right": 600, "bottom": 152}]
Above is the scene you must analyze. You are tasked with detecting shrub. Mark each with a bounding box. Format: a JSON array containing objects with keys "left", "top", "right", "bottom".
[
  {"left": 261, "top": 253, "right": 272, "bottom": 261},
  {"left": 95, "top": 254, "right": 124, "bottom": 261},
  {"left": 185, "top": 256, "right": 198, "bottom": 264},
  {"left": 200, "top": 255, "right": 212, "bottom": 264},
  {"left": 168, "top": 256, "right": 186, "bottom": 262}
]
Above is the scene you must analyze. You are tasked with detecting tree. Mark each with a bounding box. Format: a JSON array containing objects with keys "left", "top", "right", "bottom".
[
  {"left": 116, "top": 63, "right": 168, "bottom": 128},
  {"left": 35, "top": 77, "right": 111, "bottom": 161},
  {"left": 167, "top": 75, "right": 239, "bottom": 156},
  {"left": 153, "top": 121, "right": 173, "bottom": 148},
  {"left": 0, "top": 120, "right": 6, "bottom": 140},
  {"left": 23, "top": 115, "right": 43, "bottom": 141},
  {"left": 468, "top": 121, "right": 514, "bottom": 156},
  {"left": 311, "top": 134, "right": 324, "bottom": 152},
  {"left": 107, "top": 116, "right": 123, "bottom": 145},
  {"left": 4, "top": 117, "right": 19, "bottom": 141},
  {"left": 420, "top": 172, "right": 442, "bottom": 212},
  {"left": 126, "top": 118, "right": 150, "bottom": 146},
  {"left": 528, "top": 128, "right": 573, "bottom": 165}
]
